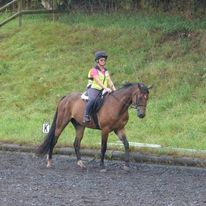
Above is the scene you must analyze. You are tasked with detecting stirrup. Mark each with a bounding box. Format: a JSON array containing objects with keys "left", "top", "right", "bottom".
[{"left": 83, "top": 115, "right": 91, "bottom": 123}]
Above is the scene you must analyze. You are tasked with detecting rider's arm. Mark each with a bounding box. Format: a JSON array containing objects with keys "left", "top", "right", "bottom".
[{"left": 108, "top": 74, "right": 116, "bottom": 91}]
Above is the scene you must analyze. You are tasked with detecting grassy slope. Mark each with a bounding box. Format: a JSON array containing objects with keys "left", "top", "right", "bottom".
[{"left": 0, "top": 13, "right": 206, "bottom": 151}]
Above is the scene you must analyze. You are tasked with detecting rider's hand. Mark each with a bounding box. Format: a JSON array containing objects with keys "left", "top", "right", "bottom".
[{"left": 104, "top": 88, "right": 112, "bottom": 93}]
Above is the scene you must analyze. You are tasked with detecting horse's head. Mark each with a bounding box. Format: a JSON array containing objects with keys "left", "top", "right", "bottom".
[{"left": 132, "top": 83, "right": 150, "bottom": 118}]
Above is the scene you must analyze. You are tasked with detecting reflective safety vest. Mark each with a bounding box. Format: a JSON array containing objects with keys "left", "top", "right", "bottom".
[
  {"left": 91, "top": 68, "right": 109, "bottom": 91},
  {"left": 87, "top": 69, "right": 93, "bottom": 88}
]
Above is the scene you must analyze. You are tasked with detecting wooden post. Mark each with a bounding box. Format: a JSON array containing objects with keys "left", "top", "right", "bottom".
[
  {"left": 0, "top": 0, "right": 17, "bottom": 12},
  {"left": 18, "top": 0, "right": 22, "bottom": 27}
]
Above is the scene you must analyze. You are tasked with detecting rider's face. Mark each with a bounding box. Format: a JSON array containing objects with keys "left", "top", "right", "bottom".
[{"left": 98, "top": 58, "right": 106, "bottom": 66}]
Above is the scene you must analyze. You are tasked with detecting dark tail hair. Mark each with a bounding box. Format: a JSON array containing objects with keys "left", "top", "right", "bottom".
[{"left": 36, "top": 109, "right": 58, "bottom": 156}]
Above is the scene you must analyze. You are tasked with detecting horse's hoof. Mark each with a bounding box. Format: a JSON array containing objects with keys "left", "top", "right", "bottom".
[
  {"left": 123, "top": 165, "right": 130, "bottom": 172},
  {"left": 77, "top": 160, "right": 86, "bottom": 169},
  {"left": 100, "top": 168, "right": 107, "bottom": 173},
  {"left": 47, "top": 162, "right": 52, "bottom": 168}
]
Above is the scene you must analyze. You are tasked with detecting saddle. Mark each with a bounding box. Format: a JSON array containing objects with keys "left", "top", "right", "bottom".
[
  {"left": 81, "top": 90, "right": 108, "bottom": 112},
  {"left": 81, "top": 91, "right": 89, "bottom": 101},
  {"left": 81, "top": 90, "right": 109, "bottom": 128}
]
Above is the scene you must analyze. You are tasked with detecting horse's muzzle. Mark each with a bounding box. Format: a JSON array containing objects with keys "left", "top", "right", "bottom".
[
  {"left": 137, "top": 112, "right": 145, "bottom": 118},
  {"left": 137, "top": 106, "right": 146, "bottom": 118}
]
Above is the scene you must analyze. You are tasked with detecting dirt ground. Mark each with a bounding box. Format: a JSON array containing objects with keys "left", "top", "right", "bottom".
[{"left": 0, "top": 151, "right": 206, "bottom": 206}]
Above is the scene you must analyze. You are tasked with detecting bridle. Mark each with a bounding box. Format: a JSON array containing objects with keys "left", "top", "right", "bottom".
[{"left": 131, "top": 92, "right": 148, "bottom": 109}]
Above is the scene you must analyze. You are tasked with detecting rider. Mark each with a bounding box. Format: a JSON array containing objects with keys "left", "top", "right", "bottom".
[{"left": 83, "top": 51, "right": 116, "bottom": 123}]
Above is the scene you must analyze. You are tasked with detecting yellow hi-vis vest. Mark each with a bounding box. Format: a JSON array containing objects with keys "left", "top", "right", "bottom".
[
  {"left": 87, "top": 69, "right": 93, "bottom": 88},
  {"left": 91, "top": 69, "right": 109, "bottom": 91}
]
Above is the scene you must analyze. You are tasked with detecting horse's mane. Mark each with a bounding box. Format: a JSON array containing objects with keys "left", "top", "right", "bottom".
[
  {"left": 118, "top": 82, "right": 149, "bottom": 94},
  {"left": 121, "top": 82, "right": 135, "bottom": 88}
]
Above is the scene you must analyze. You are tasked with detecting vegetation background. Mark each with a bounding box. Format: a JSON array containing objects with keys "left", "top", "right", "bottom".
[{"left": 0, "top": 0, "right": 206, "bottom": 156}]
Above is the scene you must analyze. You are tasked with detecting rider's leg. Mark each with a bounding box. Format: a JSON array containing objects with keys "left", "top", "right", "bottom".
[{"left": 83, "top": 88, "right": 100, "bottom": 122}]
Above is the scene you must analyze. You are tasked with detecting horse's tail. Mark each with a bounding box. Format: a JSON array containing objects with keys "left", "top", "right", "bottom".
[{"left": 36, "top": 108, "right": 58, "bottom": 156}]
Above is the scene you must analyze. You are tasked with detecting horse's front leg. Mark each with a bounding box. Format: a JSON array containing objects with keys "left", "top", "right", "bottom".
[
  {"left": 73, "top": 125, "right": 86, "bottom": 169},
  {"left": 115, "top": 129, "right": 130, "bottom": 171},
  {"left": 100, "top": 130, "right": 109, "bottom": 172}
]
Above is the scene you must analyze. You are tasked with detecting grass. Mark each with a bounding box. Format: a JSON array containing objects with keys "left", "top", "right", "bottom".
[{"left": 0, "top": 12, "right": 206, "bottom": 153}]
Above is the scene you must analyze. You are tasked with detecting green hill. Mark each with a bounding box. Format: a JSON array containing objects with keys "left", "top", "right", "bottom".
[{"left": 0, "top": 13, "right": 205, "bottom": 152}]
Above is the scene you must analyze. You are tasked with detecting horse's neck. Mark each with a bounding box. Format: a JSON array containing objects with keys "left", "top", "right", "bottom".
[{"left": 112, "top": 87, "right": 133, "bottom": 108}]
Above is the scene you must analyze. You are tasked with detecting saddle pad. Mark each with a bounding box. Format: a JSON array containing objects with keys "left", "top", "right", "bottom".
[{"left": 81, "top": 92, "right": 89, "bottom": 101}]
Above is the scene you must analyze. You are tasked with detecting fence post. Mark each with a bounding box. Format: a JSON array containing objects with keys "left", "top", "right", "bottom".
[{"left": 18, "top": 0, "right": 22, "bottom": 27}]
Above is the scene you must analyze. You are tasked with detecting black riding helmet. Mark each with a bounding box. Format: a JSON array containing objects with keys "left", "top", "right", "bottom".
[{"left": 95, "top": 51, "right": 108, "bottom": 62}]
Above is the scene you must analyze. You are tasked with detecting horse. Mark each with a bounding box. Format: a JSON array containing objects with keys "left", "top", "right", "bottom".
[{"left": 36, "top": 82, "right": 150, "bottom": 171}]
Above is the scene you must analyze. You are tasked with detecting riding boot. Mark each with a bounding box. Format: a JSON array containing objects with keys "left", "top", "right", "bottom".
[
  {"left": 83, "top": 101, "right": 93, "bottom": 123},
  {"left": 83, "top": 115, "right": 91, "bottom": 123}
]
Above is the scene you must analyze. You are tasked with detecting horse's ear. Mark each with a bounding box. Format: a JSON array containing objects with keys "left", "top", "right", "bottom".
[{"left": 147, "top": 85, "right": 153, "bottom": 89}]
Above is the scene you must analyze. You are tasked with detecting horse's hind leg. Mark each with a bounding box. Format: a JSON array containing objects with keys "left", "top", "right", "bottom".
[
  {"left": 47, "top": 113, "right": 71, "bottom": 167},
  {"left": 72, "top": 119, "right": 86, "bottom": 169},
  {"left": 115, "top": 129, "right": 130, "bottom": 171},
  {"left": 47, "top": 136, "right": 58, "bottom": 167}
]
